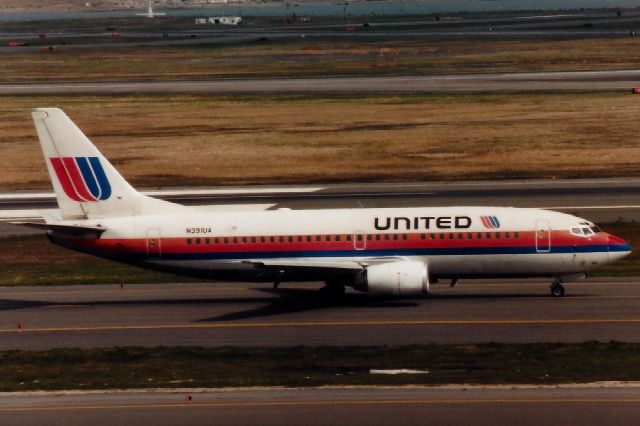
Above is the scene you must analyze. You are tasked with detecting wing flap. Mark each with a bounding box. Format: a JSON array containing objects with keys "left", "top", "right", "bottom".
[{"left": 242, "top": 259, "right": 365, "bottom": 270}]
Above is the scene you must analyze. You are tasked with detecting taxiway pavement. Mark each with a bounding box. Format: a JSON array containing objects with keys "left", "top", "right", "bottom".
[
  {"left": 2, "top": 385, "right": 640, "bottom": 425},
  {"left": 2, "top": 178, "right": 639, "bottom": 237},
  {"left": 2, "top": 69, "right": 640, "bottom": 94},
  {"left": 0, "top": 278, "right": 639, "bottom": 350}
]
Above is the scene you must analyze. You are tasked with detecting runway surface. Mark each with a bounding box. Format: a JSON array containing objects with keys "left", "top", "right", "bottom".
[
  {"left": 1, "top": 69, "right": 640, "bottom": 94},
  {"left": 2, "top": 385, "right": 640, "bottom": 425},
  {"left": 0, "top": 278, "right": 638, "bottom": 350},
  {"left": 2, "top": 178, "right": 639, "bottom": 236}
]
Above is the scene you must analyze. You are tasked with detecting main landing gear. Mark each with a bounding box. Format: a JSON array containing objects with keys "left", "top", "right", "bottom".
[{"left": 550, "top": 282, "right": 565, "bottom": 297}]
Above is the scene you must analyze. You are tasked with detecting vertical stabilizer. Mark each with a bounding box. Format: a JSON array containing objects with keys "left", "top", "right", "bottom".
[{"left": 32, "top": 108, "right": 184, "bottom": 220}]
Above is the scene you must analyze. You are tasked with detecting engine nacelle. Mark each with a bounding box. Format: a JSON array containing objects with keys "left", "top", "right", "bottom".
[{"left": 357, "top": 261, "right": 429, "bottom": 298}]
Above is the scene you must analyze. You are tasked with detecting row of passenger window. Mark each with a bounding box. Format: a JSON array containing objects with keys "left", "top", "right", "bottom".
[{"left": 186, "top": 232, "right": 520, "bottom": 245}]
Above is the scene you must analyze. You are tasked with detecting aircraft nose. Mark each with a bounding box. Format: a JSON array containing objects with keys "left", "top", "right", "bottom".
[{"left": 608, "top": 234, "right": 632, "bottom": 262}]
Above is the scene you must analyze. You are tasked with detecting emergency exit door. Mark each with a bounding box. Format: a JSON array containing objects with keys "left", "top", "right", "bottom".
[{"left": 535, "top": 221, "right": 551, "bottom": 253}]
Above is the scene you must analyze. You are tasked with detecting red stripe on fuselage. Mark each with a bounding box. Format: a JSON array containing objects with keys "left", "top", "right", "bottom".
[{"left": 64, "top": 230, "right": 609, "bottom": 256}]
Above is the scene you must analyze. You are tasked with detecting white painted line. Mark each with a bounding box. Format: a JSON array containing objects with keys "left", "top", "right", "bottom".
[
  {"left": 544, "top": 205, "right": 640, "bottom": 210},
  {"left": 0, "top": 209, "right": 43, "bottom": 221},
  {"left": 0, "top": 187, "right": 323, "bottom": 200}
]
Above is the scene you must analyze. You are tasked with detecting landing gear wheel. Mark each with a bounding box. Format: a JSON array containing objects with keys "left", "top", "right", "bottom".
[{"left": 550, "top": 283, "right": 565, "bottom": 297}]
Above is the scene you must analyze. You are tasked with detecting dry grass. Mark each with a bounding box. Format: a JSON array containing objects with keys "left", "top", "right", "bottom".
[
  {"left": 4, "top": 37, "right": 640, "bottom": 82},
  {"left": 1, "top": 92, "right": 639, "bottom": 189}
]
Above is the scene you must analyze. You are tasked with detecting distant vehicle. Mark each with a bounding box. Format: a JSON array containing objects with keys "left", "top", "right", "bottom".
[
  {"left": 7, "top": 41, "right": 29, "bottom": 46},
  {"left": 136, "top": 1, "right": 166, "bottom": 18},
  {"left": 346, "top": 26, "right": 356, "bottom": 32},
  {"left": 38, "top": 33, "right": 46, "bottom": 39},
  {"left": 111, "top": 32, "right": 124, "bottom": 37},
  {"left": 13, "top": 108, "right": 632, "bottom": 299},
  {"left": 208, "top": 16, "right": 242, "bottom": 25}
]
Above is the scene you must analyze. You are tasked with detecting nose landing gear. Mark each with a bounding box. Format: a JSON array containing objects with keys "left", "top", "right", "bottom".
[{"left": 550, "top": 282, "right": 565, "bottom": 297}]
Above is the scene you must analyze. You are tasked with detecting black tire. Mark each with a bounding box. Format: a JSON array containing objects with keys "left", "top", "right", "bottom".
[{"left": 551, "top": 284, "right": 565, "bottom": 297}]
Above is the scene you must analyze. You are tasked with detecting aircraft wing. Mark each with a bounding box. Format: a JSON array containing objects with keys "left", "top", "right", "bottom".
[
  {"left": 242, "top": 257, "right": 406, "bottom": 271},
  {"left": 243, "top": 259, "right": 365, "bottom": 270}
]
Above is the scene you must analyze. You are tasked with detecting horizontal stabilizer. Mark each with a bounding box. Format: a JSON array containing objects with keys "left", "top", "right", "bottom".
[{"left": 10, "top": 221, "right": 106, "bottom": 235}]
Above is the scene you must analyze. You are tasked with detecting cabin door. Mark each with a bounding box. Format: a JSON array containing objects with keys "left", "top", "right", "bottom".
[
  {"left": 353, "top": 232, "right": 367, "bottom": 250},
  {"left": 535, "top": 221, "right": 551, "bottom": 253},
  {"left": 146, "top": 229, "right": 162, "bottom": 259}
]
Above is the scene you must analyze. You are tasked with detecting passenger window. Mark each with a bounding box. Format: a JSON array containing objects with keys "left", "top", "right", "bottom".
[
  {"left": 224, "top": 237, "right": 229, "bottom": 244},
  {"left": 242, "top": 237, "right": 247, "bottom": 244},
  {"left": 187, "top": 238, "right": 192, "bottom": 245},
  {"left": 486, "top": 233, "right": 491, "bottom": 239},
  {"left": 402, "top": 234, "right": 407, "bottom": 240},
  {"left": 269, "top": 236, "right": 275, "bottom": 243},
  {"left": 260, "top": 237, "right": 266, "bottom": 243},
  {"left": 297, "top": 236, "right": 302, "bottom": 242},
  {"left": 325, "top": 235, "right": 331, "bottom": 242},
  {"left": 385, "top": 234, "right": 390, "bottom": 240},
  {"left": 467, "top": 233, "right": 473, "bottom": 239},
  {"left": 367, "top": 235, "right": 372, "bottom": 241},
  {"left": 393, "top": 234, "right": 398, "bottom": 241},
  {"left": 477, "top": 233, "right": 482, "bottom": 239},
  {"left": 205, "top": 238, "right": 210, "bottom": 244},
  {"left": 251, "top": 237, "right": 256, "bottom": 243},
  {"left": 336, "top": 235, "right": 341, "bottom": 242},
  {"left": 347, "top": 235, "right": 352, "bottom": 242},
  {"left": 357, "top": 235, "right": 363, "bottom": 241},
  {"left": 504, "top": 232, "right": 510, "bottom": 239},
  {"left": 430, "top": 233, "right": 436, "bottom": 240},
  {"left": 376, "top": 235, "right": 381, "bottom": 241},
  {"left": 306, "top": 236, "right": 312, "bottom": 242},
  {"left": 514, "top": 232, "right": 520, "bottom": 239},
  {"left": 233, "top": 237, "right": 238, "bottom": 244},
  {"left": 214, "top": 237, "right": 219, "bottom": 244},
  {"left": 421, "top": 233, "right": 426, "bottom": 240},
  {"left": 495, "top": 233, "right": 500, "bottom": 239},
  {"left": 448, "top": 233, "right": 454, "bottom": 239},
  {"left": 316, "top": 236, "right": 321, "bottom": 242},
  {"left": 458, "top": 233, "right": 464, "bottom": 239},
  {"left": 196, "top": 238, "right": 201, "bottom": 245},
  {"left": 288, "top": 236, "right": 293, "bottom": 243},
  {"left": 439, "top": 234, "right": 445, "bottom": 240}
]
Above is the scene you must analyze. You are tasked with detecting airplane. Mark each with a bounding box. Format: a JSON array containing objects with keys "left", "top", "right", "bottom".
[
  {"left": 14, "top": 108, "right": 631, "bottom": 298},
  {"left": 136, "top": 1, "right": 166, "bottom": 18}
]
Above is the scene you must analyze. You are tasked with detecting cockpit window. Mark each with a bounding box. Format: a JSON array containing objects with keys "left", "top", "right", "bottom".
[{"left": 571, "top": 226, "right": 597, "bottom": 237}]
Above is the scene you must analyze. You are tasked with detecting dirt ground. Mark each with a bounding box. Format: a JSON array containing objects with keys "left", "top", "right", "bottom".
[{"left": 1, "top": 92, "right": 638, "bottom": 190}]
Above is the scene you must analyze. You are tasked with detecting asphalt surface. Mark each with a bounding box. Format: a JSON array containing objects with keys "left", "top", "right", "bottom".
[
  {"left": 0, "top": 278, "right": 638, "bottom": 350},
  {"left": 2, "top": 69, "right": 640, "bottom": 94},
  {"left": 2, "top": 385, "right": 640, "bottom": 425}
]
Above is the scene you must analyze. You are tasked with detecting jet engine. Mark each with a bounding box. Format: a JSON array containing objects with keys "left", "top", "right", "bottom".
[{"left": 356, "top": 261, "right": 429, "bottom": 298}]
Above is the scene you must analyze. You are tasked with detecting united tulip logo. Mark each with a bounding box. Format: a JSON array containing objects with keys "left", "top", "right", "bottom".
[{"left": 50, "top": 157, "right": 111, "bottom": 202}]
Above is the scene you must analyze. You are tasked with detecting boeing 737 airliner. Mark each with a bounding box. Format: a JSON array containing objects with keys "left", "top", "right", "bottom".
[{"left": 15, "top": 108, "right": 631, "bottom": 298}]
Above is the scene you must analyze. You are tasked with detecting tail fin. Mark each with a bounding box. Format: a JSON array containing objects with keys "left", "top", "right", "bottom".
[{"left": 32, "top": 108, "right": 185, "bottom": 220}]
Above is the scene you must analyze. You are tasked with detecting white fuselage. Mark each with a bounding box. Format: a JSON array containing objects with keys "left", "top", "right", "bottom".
[{"left": 50, "top": 206, "right": 631, "bottom": 283}]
